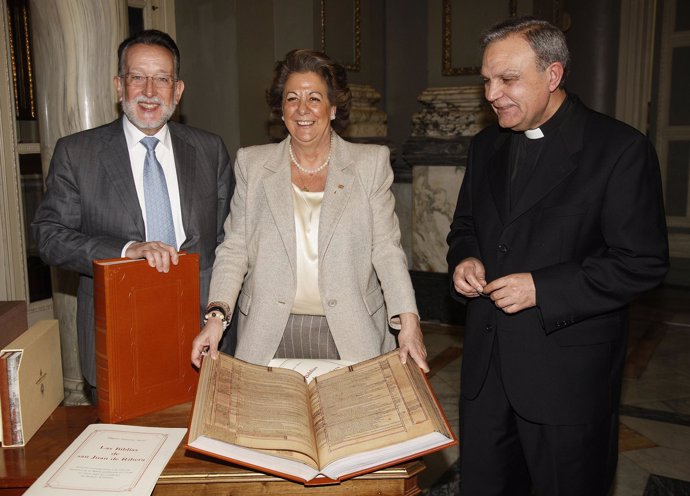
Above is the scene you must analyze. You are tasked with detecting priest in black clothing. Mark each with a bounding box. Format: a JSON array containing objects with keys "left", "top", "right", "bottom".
[{"left": 446, "top": 16, "right": 669, "bottom": 496}]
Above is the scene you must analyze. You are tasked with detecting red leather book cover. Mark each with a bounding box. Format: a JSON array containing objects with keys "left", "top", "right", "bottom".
[{"left": 94, "top": 253, "right": 200, "bottom": 423}]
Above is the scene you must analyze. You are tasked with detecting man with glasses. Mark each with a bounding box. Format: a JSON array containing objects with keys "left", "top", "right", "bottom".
[{"left": 32, "top": 30, "right": 234, "bottom": 399}]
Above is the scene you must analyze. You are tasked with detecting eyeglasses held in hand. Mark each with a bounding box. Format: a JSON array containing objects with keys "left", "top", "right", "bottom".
[{"left": 121, "top": 73, "right": 176, "bottom": 89}]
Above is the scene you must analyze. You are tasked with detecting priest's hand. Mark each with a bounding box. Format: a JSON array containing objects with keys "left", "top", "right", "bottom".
[
  {"left": 453, "top": 257, "right": 487, "bottom": 297},
  {"left": 483, "top": 272, "right": 536, "bottom": 314}
]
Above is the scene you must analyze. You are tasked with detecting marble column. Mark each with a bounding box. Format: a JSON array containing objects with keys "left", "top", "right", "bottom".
[
  {"left": 403, "top": 85, "right": 494, "bottom": 322},
  {"left": 29, "top": 0, "right": 127, "bottom": 405},
  {"left": 405, "top": 85, "right": 493, "bottom": 273}
]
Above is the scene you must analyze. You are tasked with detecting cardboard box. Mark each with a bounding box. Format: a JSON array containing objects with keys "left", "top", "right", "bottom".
[{"left": 1, "top": 320, "right": 64, "bottom": 447}]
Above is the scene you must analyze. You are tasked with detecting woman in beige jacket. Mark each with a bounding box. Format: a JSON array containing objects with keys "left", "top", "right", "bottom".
[{"left": 192, "top": 49, "right": 428, "bottom": 372}]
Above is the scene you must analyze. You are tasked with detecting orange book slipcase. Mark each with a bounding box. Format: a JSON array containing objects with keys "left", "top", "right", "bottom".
[{"left": 94, "top": 253, "right": 200, "bottom": 423}]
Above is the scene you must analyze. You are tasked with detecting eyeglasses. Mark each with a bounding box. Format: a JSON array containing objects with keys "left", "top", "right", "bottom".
[{"left": 121, "top": 73, "right": 177, "bottom": 89}]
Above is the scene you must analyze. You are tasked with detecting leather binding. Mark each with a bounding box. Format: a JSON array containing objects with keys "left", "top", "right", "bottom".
[
  {"left": 94, "top": 253, "right": 200, "bottom": 423},
  {"left": 186, "top": 350, "right": 458, "bottom": 485}
]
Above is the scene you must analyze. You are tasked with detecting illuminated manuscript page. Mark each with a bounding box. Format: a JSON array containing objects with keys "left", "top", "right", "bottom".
[
  {"left": 309, "top": 351, "right": 450, "bottom": 468},
  {"left": 196, "top": 354, "right": 319, "bottom": 468}
]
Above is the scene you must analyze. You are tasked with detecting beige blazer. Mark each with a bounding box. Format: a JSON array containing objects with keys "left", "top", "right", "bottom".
[{"left": 209, "top": 134, "right": 418, "bottom": 365}]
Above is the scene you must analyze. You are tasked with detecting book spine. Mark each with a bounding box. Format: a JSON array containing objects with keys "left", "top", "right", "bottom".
[
  {"left": 5, "top": 352, "right": 23, "bottom": 445},
  {"left": 93, "top": 262, "right": 112, "bottom": 423},
  {"left": 0, "top": 353, "right": 12, "bottom": 444}
]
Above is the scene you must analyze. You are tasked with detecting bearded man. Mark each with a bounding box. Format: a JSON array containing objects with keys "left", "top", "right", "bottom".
[{"left": 32, "top": 29, "right": 234, "bottom": 394}]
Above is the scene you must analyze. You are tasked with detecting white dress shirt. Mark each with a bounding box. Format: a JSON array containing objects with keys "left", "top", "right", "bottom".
[
  {"left": 121, "top": 116, "right": 186, "bottom": 255},
  {"left": 290, "top": 183, "right": 325, "bottom": 315}
]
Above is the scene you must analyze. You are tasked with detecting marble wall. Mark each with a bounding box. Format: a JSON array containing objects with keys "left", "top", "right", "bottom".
[
  {"left": 412, "top": 165, "right": 464, "bottom": 272},
  {"left": 405, "top": 85, "right": 492, "bottom": 273}
]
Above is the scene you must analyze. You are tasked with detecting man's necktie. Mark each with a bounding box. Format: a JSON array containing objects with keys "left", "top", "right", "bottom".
[{"left": 141, "top": 136, "right": 176, "bottom": 247}]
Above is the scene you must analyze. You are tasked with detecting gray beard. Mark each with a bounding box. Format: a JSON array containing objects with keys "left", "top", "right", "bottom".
[{"left": 122, "top": 96, "right": 176, "bottom": 131}]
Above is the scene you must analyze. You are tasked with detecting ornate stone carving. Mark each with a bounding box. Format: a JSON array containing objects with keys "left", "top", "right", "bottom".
[
  {"left": 411, "top": 85, "right": 494, "bottom": 138},
  {"left": 340, "top": 83, "right": 387, "bottom": 138},
  {"left": 403, "top": 86, "right": 495, "bottom": 276}
]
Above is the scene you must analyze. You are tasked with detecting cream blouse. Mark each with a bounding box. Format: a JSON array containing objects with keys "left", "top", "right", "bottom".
[{"left": 291, "top": 183, "right": 325, "bottom": 315}]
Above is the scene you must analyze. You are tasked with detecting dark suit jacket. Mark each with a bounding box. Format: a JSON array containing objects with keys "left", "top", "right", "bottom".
[
  {"left": 447, "top": 95, "right": 668, "bottom": 425},
  {"left": 32, "top": 117, "right": 234, "bottom": 386}
]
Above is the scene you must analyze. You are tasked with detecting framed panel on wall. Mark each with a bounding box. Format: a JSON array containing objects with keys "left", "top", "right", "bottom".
[
  {"left": 320, "top": 0, "right": 361, "bottom": 71},
  {"left": 7, "top": 0, "right": 34, "bottom": 121},
  {"left": 442, "top": 0, "right": 517, "bottom": 75}
]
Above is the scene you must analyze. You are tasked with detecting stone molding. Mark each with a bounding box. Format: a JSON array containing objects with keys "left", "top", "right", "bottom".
[{"left": 411, "top": 85, "right": 494, "bottom": 138}]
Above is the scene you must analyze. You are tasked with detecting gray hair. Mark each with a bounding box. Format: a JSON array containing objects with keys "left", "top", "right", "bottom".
[
  {"left": 117, "top": 29, "right": 180, "bottom": 78},
  {"left": 481, "top": 16, "right": 570, "bottom": 87}
]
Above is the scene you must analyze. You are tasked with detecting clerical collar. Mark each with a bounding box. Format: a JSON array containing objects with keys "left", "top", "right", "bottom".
[
  {"left": 523, "top": 94, "right": 571, "bottom": 140},
  {"left": 524, "top": 128, "right": 544, "bottom": 139}
]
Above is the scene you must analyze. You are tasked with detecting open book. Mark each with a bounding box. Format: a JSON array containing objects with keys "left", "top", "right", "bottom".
[
  {"left": 266, "top": 358, "right": 354, "bottom": 383},
  {"left": 186, "top": 350, "right": 456, "bottom": 485}
]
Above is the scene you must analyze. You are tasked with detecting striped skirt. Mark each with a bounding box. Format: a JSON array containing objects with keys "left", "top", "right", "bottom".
[{"left": 273, "top": 314, "right": 340, "bottom": 360}]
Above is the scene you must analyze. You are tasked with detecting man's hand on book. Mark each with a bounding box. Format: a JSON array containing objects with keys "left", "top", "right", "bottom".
[
  {"left": 125, "top": 241, "right": 179, "bottom": 272},
  {"left": 191, "top": 318, "right": 224, "bottom": 368},
  {"left": 397, "top": 313, "right": 430, "bottom": 373}
]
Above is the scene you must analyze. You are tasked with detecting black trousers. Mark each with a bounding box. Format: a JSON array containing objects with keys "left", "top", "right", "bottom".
[{"left": 459, "top": 342, "right": 618, "bottom": 496}]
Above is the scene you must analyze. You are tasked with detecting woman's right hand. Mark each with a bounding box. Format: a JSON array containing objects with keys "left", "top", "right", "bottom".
[{"left": 191, "top": 318, "right": 225, "bottom": 368}]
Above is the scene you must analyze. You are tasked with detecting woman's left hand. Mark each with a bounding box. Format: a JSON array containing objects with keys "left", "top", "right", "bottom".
[{"left": 397, "top": 313, "right": 430, "bottom": 373}]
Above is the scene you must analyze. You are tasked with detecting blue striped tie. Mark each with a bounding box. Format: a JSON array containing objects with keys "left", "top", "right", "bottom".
[{"left": 141, "top": 137, "right": 176, "bottom": 247}]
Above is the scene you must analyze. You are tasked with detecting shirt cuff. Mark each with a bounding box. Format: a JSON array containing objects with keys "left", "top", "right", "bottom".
[{"left": 121, "top": 240, "right": 136, "bottom": 258}]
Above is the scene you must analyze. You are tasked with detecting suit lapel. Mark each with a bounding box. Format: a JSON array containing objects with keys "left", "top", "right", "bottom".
[
  {"left": 262, "top": 140, "right": 297, "bottom": 274},
  {"left": 319, "top": 137, "right": 355, "bottom": 261},
  {"left": 507, "top": 97, "right": 586, "bottom": 224},
  {"left": 508, "top": 136, "right": 576, "bottom": 222},
  {"left": 100, "top": 119, "right": 146, "bottom": 239},
  {"left": 169, "top": 124, "right": 196, "bottom": 249},
  {"left": 259, "top": 136, "right": 356, "bottom": 272}
]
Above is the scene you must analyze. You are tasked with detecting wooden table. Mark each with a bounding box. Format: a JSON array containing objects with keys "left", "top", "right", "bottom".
[{"left": 0, "top": 402, "right": 425, "bottom": 495}]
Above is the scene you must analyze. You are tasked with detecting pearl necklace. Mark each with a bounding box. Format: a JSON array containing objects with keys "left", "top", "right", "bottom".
[{"left": 289, "top": 134, "right": 334, "bottom": 175}]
